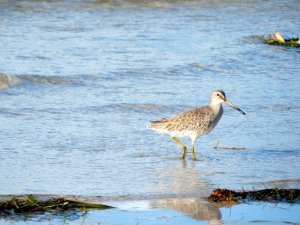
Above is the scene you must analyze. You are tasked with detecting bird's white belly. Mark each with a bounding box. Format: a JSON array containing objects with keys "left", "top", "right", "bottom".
[{"left": 168, "top": 130, "right": 196, "bottom": 138}]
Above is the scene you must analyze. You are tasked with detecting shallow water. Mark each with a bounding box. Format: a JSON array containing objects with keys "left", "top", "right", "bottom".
[
  {"left": 1, "top": 198, "right": 300, "bottom": 225},
  {"left": 0, "top": 0, "right": 300, "bottom": 223}
]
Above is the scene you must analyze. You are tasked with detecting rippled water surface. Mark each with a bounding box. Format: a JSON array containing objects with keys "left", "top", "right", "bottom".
[{"left": 0, "top": 0, "right": 300, "bottom": 207}]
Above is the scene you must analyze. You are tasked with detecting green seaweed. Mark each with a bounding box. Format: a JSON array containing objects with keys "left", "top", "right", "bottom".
[
  {"left": 0, "top": 195, "right": 112, "bottom": 215},
  {"left": 266, "top": 38, "right": 300, "bottom": 48}
]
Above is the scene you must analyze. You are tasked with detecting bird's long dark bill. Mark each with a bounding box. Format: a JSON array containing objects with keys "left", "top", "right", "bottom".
[{"left": 224, "top": 99, "right": 246, "bottom": 115}]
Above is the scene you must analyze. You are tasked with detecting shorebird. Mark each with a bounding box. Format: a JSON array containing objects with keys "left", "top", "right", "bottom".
[
  {"left": 148, "top": 90, "right": 246, "bottom": 160},
  {"left": 273, "top": 31, "right": 285, "bottom": 43}
]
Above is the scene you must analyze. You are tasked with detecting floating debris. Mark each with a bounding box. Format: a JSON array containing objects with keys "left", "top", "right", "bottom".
[
  {"left": 208, "top": 188, "right": 300, "bottom": 203},
  {"left": 0, "top": 195, "right": 112, "bottom": 216},
  {"left": 266, "top": 32, "right": 300, "bottom": 47},
  {"left": 214, "top": 140, "right": 246, "bottom": 150}
]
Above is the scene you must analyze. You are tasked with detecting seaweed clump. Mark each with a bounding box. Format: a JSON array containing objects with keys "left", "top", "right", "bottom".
[
  {"left": 0, "top": 195, "right": 112, "bottom": 216},
  {"left": 267, "top": 38, "right": 300, "bottom": 48},
  {"left": 266, "top": 32, "right": 300, "bottom": 48},
  {"left": 208, "top": 188, "right": 300, "bottom": 203}
]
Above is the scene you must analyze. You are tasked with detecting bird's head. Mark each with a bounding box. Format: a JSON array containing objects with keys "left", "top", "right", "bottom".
[
  {"left": 211, "top": 90, "right": 246, "bottom": 115},
  {"left": 211, "top": 90, "right": 226, "bottom": 104}
]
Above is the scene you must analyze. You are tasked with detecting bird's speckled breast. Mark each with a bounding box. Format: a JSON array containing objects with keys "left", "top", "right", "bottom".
[{"left": 200, "top": 104, "right": 223, "bottom": 135}]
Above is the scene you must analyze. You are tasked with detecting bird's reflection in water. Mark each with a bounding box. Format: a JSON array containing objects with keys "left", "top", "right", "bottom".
[
  {"left": 155, "top": 159, "right": 212, "bottom": 198},
  {"left": 152, "top": 160, "right": 222, "bottom": 224},
  {"left": 152, "top": 198, "right": 221, "bottom": 224}
]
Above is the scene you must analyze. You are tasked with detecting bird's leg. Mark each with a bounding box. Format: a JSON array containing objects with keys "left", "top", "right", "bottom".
[
  {"left": 172, "top": 137, "right": 187, "bottom": 159},
  {"left": 190, "top": 145, "right": 196, "bottom": 160},
  {"left": 190, "top": 138, "right": 197, "bottom": 160}
]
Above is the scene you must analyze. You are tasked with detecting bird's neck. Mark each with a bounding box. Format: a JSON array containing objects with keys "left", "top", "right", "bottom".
[{"left": 209, "top": 102, "right": 223, "bottom": 114}]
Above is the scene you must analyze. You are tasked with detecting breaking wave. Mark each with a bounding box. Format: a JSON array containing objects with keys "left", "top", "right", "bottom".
[
  {"left": 88, "top": 0, "right": 244, "bottom": 8},
  {"left": 0, "top": 73, "right": 75, "bottom": 89},
  {"left": 0, "top": 74, "right": 20, "bottom": 89},
  {"left": 20, "top": 75, "right": 74, "bottom": 85}
]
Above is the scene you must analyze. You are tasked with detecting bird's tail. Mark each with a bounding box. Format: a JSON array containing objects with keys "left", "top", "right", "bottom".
[{"left": 147, "top": 119, "right": 169, "bottom": 133}]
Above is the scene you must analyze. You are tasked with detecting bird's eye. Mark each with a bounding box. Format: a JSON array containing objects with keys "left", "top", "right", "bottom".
[{"left": 217, "top": 94, "right": 220, "bottom": 96}]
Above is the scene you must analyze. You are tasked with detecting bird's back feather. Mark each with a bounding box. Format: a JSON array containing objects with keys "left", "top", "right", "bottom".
[{"left": 148, "top": 105, "right": 220, "bottom": 137}]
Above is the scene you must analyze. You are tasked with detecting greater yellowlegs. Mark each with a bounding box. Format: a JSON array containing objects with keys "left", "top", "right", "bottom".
[{"left": 148, "top": 90, "right": 246, "bottom": 160}]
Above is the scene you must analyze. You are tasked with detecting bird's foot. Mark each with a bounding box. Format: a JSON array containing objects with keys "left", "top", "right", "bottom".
[
  {"left": 180, "top": 146, "right": 198, "bottom": 160},
  {"left": 191, "top": 147, "right": 197, "bottom": 160},
  {"left": 192, "top": 155, "right": 197, "bottom": 161},
  {"left": 180, "top": 147, "right": 187, "bottom": 159}
]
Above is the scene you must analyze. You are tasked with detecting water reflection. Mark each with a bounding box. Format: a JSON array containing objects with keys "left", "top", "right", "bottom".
[
  {"left": 151, "top": 160, "right": 222, "bottom": 224},
  {"left": 152, "top": 158, "right": 214, "bottom": 198},
  {"left": 152, "top": 198, "right": 300, "bottom": 224},
  {"left": 0, "top": 209, "right": 87, "bottom": 224},
  {"left": 152, "top": 198, "right": 221, "bottom": 224},
  {"left": 1, "top": 195, "right": 299, "bottom": 225}
]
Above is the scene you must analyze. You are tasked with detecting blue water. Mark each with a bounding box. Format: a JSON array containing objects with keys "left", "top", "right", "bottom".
[
  {"left": 0, "top": 0, "right": 300, "bottom": 224},
  {"left": 1, "top": 199, "right": 299, "bottom": 225}
]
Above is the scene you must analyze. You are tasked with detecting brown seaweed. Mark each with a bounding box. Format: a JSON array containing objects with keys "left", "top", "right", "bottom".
[
  {"left": 208, "top": 188, "right": 300, "bottom": 203},
  {"left": 0, "top": 195, "right": 112, "bottom": 216}
]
